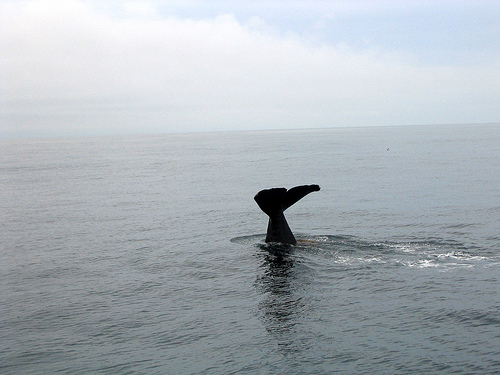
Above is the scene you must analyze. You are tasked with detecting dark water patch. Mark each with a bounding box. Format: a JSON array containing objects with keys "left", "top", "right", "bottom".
[{"left": 444, "top": 309, "right": 500, "bottom": 327}]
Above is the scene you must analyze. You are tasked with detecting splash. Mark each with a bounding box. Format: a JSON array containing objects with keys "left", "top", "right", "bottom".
[{"left": 231, "top": 234, "right": 497, "bottom": 270}]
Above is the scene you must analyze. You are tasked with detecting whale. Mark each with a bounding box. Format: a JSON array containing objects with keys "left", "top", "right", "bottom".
[{"left": 254, "top": 184, "right": 320, "bottom": 245}]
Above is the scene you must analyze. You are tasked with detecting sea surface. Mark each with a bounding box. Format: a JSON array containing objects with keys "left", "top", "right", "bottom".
[{"left": 1, "top": 124, "right": 500, "bottom": 374}]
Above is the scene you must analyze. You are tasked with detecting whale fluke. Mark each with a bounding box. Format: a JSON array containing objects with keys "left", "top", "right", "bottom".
[{"left": 254, "top": 184, "right": 320, "bottom": 245}]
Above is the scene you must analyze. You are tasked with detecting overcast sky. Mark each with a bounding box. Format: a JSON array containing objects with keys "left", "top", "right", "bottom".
[{"left": 2, "top": 0, "right": 499, "bottom": 138}]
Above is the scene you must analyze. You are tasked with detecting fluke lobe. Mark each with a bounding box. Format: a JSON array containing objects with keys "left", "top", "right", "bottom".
[{"left": 254, "top": 185, "right": 320, "bottom": 245}]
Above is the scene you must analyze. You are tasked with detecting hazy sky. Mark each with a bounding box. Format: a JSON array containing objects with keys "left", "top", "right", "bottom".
[{"left": 2, "top": 0, "right": 499, "bottom": 138}]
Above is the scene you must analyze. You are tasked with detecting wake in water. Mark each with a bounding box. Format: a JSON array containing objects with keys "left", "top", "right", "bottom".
[{"left": 231, "top": 234, "right": 497, "bottom": 270}]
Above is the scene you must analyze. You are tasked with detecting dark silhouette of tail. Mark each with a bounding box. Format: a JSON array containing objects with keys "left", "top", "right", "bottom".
[{"left": 254, "top": 185, "right": 320, "bottom": 244}]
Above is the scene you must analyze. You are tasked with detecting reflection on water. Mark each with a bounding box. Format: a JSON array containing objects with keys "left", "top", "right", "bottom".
[
  {"left": 255, "top": 244, "right": 311, "bottom": 356},
  {"left": 241, "top": 233, "right": 500, "bottom": 364}
]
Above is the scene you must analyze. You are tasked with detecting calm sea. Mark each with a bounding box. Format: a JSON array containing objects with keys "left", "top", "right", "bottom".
[{"left": 1, "top": 124, "right": 499, "bottom": 374}]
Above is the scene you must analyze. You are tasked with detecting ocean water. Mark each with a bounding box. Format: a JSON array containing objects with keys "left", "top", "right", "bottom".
[{"left": 1, "top": 124, "right": 499, "bottom": 374}]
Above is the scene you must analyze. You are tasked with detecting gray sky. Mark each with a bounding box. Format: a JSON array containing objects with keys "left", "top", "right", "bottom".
[{"left": 2, "top": 0, "right": 499, "bottom": 138}]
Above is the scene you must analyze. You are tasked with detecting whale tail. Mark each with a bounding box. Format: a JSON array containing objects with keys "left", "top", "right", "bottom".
[{"left": 254, "top": 185, "right": 320, "bottom": 244}]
